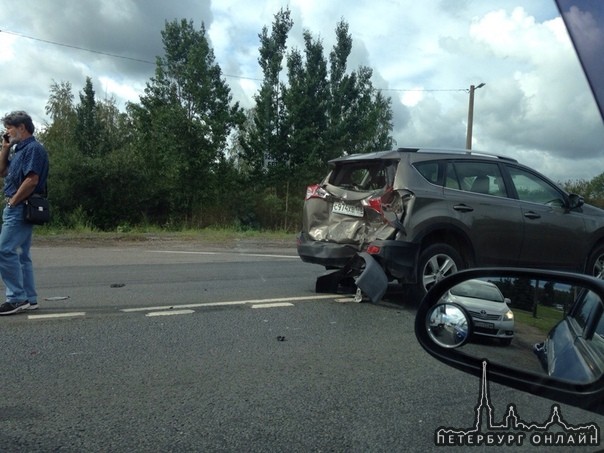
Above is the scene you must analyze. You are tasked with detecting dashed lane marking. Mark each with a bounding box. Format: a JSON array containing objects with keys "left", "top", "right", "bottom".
[
  {"left": 24, "top": 295, "right": 336, "bottom": 320},
  {"left": 120, "top": 294, "right": 337, "bottom": 313},
  {"left": 251, "top": 302, "right": 294, "bottom": 309},
  {"left": 146, "top": 309, "right": 195, "bottom": 317},
  {"left": 148, "top": 250, "right": 297, "bottom": 259},
  {"left": 28, "top": 312, "right": 86, "bottom": 320}
]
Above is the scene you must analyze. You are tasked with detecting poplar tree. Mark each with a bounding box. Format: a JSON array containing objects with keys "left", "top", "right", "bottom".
[
  {"left": 239, "top": 8, "right": 294, "bottom": 180},
  {"left": 131, "top": 19, "right": 243, "bottom": 224},
  {"left": 75, "top": 77, "right": 102, "bottom": 157}
]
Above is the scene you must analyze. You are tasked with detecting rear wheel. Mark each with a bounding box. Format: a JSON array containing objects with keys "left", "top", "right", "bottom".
[{"left": 415, "top": 243, "right": 464, "bottom": 300}]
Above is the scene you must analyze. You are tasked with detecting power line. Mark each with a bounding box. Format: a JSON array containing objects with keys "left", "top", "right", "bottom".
[
  {"left": 0, "top": 29, "right": 156, "bottom": 65},
  {"left": 0, "top": 28, "right": 467, "bottom": 91},
  {"left": 378, "top": 88, "right": 468, "bottom": 93},
  {"left": 0, "top": 28, "right": 264, "bottom": 82}
]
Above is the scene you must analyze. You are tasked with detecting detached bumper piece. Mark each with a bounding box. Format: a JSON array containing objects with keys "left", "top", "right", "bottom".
[
  {"left": 315, "top": 252, "right": 388, "bottom": 304},
  {"left": 354, "top": 252, "right": 388, "bottom": 303}
]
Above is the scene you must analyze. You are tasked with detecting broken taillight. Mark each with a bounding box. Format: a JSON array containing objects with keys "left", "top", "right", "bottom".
[
  {"left": 305, "top": 184, "right": 328, "bottom": 200},
  {"left": 366, "top": 244, "right": 381, "bottom": 255},
  {"left": 362, "top": 196, "right": 383, "bottom": 214},
  {"left": 361, "top": 187, "right": 394, "bottom": 215}
]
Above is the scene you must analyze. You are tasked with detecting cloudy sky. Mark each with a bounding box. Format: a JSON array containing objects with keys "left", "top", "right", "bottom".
[{"left": 1, "top": 0, "right": 603, "bottom": 183}]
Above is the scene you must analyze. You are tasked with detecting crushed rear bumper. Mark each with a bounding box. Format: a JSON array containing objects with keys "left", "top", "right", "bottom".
[
  {"left": 299, "top": 234, "right": 420, "bottom": 303},
  {"left": 314, "top": 252, "right": 388, "bottom": 304}
]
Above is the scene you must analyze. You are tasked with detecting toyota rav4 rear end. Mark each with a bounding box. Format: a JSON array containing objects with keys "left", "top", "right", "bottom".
[
  {"left": 297, "top": 149, "right": 429, "bottom": 300},
  {"left": 298, "top": 151, "right": 401, "bottom": 263}
]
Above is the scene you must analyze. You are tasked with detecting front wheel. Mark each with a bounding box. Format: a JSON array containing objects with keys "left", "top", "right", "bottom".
[
  {"left": 586, "top": 244, "right": 604, "bottom": 278},
  {"left": 415, "top": 244, "right": 464, "bottom": 300}
]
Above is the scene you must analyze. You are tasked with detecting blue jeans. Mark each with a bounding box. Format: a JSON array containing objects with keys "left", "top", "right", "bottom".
[{"left": 0, "top": 205, "right": 36, "bottom": 303}]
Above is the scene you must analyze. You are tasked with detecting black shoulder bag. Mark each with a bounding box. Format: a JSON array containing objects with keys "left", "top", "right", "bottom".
[{"left": 24, "top": 189, "right": 50, "bottom": 225}]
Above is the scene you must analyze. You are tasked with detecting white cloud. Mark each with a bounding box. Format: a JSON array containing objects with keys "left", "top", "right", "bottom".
[{"left": 98, "top": 76, "right": 143, "bottom": 106}]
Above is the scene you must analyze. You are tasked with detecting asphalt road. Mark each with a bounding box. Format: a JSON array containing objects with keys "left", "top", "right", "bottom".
[{"left": 0, "top": 240, "right": 600, "bottom": 451}]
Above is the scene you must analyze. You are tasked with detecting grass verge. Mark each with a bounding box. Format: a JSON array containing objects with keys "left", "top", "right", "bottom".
[
  {"left": 514, "top": 306, "right": 565, "bottom": 335},
  {"left": 33, "top": 226, "right": 296, "bottom": 246}
]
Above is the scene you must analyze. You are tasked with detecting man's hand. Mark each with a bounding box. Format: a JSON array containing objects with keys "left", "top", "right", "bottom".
[{"left": 0, "top": 136, "right": 10, "bottom": 177}]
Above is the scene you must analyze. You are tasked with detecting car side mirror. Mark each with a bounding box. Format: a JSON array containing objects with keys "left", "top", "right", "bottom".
[
  {"left": 568, "top": 193, "right": 585, "bottom": 209},
  {"left": 415, "top": 268, "right": 604, "bottom": 415}
]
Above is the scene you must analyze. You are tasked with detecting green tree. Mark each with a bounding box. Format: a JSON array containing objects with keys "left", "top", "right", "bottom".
[
  {"left": 283, "top": 31, "right": 329, "bottom": 180},
  {"left": 344, "top": 66, "right": 393, "bottom": 154},
  {"left": 75, "top": 77, "right": 102, "bottom": 157},
  {"left": 39, "top": 81, "right": 78, "bottom": 225},
  {"left": 277, "top": 32, "right": 330, "bottom": 229},
  {"left": 239, "top": 8, "right": 294, "bottom": 181},
  {"left": 563, "top": 175, "right": 604, "bottom": 208},
  {"left": 326, "top": 21, "right": 393, "bottom": 156},
  {"left": 326, "top": 20, "right": 354, "bottom": 159},
  {"left": 44, "top": 80, "right": 76, "bottom": 143},
  {"left": 131, "top": 19, "right": 244, "bottom": 225}
]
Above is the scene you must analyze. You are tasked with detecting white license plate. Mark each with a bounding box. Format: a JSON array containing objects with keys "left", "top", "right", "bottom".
[
  {"left": 332, "top": 201, "right": 364, "bottom": 218},
  {"left": 474, "top": 321, "right": 494, "bottom": 329}
]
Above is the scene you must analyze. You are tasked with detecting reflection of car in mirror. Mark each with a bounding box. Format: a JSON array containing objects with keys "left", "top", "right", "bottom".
[
  {"left": 428, "top": 303, "right": 470, "bottom": 348},
  {"left": 440, "top": 279, "right": 514, "bottom": 345},
  {"left": 533, "top": 287, "right": 604, "bottom": 384}
]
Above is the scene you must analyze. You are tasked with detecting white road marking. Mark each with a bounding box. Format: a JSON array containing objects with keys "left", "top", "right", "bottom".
[
  {"left": 335, "top": 297, "right": 356, "bottom": 303},
  {"left": 120, "top": 294, "right": 337, "bottom": 313},
  {"left": 148, "top": 250, "right": 297, "bottom": 259},
  {"left": 28, "top": 312, "right": 86, "bottom": 320},
  {"left": 251, "top": 303, "right": 294, "bottom": 309},
  {"left": 146, "top": 309, "right": 195, "bottom": 317}
]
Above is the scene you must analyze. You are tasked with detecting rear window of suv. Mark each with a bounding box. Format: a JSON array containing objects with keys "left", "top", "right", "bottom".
[{"left": 328, "top": 160, "right": 396, "bottom": 191}]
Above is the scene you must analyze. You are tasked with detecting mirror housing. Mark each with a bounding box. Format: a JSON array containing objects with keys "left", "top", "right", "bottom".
[
  {"left": 568, "top": 193, "right": 585, "bottom": 209},
  {"left": 415, "top": 267, "right": 604, "bottom": 415}
]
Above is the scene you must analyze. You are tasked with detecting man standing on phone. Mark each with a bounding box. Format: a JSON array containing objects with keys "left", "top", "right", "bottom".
[{"left": 0, "top": 111, "right": 49, "bottom": 315}]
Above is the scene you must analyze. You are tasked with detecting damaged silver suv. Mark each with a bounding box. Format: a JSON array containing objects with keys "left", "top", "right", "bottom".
[{"left": 297, "top": 147, "right": 604, "bottom": 302}]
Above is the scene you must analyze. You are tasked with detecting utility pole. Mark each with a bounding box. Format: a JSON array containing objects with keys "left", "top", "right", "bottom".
[{"left": 466, "top": 82, "right": 485, "bottom": 151}]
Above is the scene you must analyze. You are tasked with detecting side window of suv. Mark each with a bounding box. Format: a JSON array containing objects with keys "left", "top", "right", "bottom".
[
  {"left": 414, "top": 162, "right": 439, "bottom": 185},
  {"left": 506, "top": 166, "right": 565, "bottom": 206},
  {"left": 448, "top": 162, "right": 506, "bottom": 197}
]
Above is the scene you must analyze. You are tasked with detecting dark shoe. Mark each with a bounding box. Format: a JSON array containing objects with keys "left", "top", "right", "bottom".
[
  {"left": 27, "top": 302, "right": 39, "bottom": 311},
  {"left": 0, "top": 301, "right": 30, "bottom": 315}
]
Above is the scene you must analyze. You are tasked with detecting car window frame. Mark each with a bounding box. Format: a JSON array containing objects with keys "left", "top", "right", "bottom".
[
  {"left": 568, "top": 288, "right": 601, "bottom": 333},
  {"left": 502, "top": 163, "right": 569, "bottom": 207},
  {"left": 447, "top": 160, "right": 507, "bottom": 197},
  {"left": 327, "top": 159, "right": 397, "bottom": 192},
  {"left": 414, "top": 158, "right": 513, "bottom": 197}
]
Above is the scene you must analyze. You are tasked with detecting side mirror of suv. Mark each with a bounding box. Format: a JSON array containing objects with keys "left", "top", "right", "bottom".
[
  {"left": 568, "top": 193, "right": 585, "bottom": 209},
  {"left": 415, "top": 267, "right": 604, "bottom": 415}
]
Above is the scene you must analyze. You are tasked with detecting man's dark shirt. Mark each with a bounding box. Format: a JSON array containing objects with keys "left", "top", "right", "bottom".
[{"left": 4, "top": 136, "right": 49, "bottom": 198}]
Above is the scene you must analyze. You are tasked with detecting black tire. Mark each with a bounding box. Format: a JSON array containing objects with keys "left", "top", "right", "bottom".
[
  {"left": 500, "top": 338, "right": 513, "bottom": 346},
  {"left": 586, "top": 244, "right": 604, "bottom": 278},
  {"left": 415, "top": 243, "right": 464, "bottom": 300}
]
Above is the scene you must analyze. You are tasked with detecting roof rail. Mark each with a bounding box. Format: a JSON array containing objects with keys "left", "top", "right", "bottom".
[{"left": 396, "top": 147, "right": 517, "bottom": 163}]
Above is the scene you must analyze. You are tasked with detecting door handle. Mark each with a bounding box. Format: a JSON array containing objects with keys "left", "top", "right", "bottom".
[
  {"left": 524, "top": 211, "right": 541, "bottom": 219},
  {"left": 453, "top": 204, "right": 474, "bottom": 212}
]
